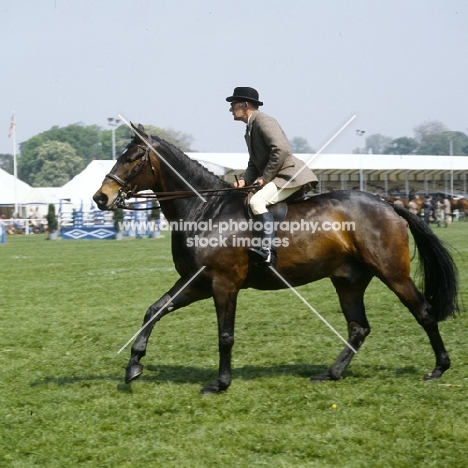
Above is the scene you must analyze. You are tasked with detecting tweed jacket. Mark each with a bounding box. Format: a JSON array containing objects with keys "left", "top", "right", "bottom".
[{"left": 242, "top": 110, "right": 318, "bottom": 189}]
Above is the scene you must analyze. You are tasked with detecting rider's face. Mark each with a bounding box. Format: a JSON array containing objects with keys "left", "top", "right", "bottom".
[{"left": 229, "top": 101, "right": 249, "bottom": 122}]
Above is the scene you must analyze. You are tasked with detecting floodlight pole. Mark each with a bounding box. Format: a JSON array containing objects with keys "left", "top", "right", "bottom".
[
  {"left": 356, "top": 130, "right": 365, "bottom": 191},
  {"left": 449, "top": 136, "right": 454, "bottom": 198},
  {"left": 108, "top": 117, "right": 121, "bottom": 160}
]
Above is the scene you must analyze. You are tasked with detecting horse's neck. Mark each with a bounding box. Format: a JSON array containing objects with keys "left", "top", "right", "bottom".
[
  {"left": 153, "top": 148, "right": 227, "bottom": 222},
  {"left": 158, "top": 196, "right": 203, "bottom": 222}
]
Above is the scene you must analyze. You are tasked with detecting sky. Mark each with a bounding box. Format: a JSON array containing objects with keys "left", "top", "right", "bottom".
[{"left": 1, "top": 0, "right": 467, "bottom": 158}]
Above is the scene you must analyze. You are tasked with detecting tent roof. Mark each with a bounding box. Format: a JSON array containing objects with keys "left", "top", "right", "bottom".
[
  {"left": 0, "top": 167, "right": 49, "bottom": 206},
  {"left": 188, "top": 152, "right": 468, "bottom": 172},
  {"left": 57, "top": 160, "right": 115, "bottom": 206},
  {"left": 188, "top": 153, "right": 468, "bottom": 192},
  {"left": 30, "top": 187, "right": 61, "bottom": 205}
]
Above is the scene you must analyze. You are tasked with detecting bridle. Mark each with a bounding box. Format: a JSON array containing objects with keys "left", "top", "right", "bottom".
[{"left": 105, "top": 142, "right": 156, "bottom": 209}]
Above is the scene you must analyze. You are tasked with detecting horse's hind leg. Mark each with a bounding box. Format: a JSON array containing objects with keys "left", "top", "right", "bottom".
[
  {"left": 311, "top": 273, "right": 373, "bottom": 381},
  {"left": 422, "top": 321, "right": 450, "bottom": 380},
  {"left": 387, "top": 277, "right": 450, "bottom": 380},
  {"left": 125, "top": 278, "right": 211, "bottom": 383}
]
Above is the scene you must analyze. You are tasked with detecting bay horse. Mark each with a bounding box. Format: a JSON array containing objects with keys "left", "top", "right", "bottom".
[
  {"left": 93, "top": 124, "right": 459, "bottom": 394},
  {"left": 384, "top": 195, "right": 424, "bottom": 215},
  {"left": 451, "top": 197, "right": 468, "bottom": 219}
]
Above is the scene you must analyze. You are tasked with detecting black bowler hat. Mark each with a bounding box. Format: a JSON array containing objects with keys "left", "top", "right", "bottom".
[{"left": 226, "top": 87, "right": 263, "bottom": 106}]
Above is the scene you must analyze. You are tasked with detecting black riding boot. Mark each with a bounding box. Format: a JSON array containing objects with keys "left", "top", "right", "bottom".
[{"left": 248, "top": 211, "right": 277, "bottom": 268}]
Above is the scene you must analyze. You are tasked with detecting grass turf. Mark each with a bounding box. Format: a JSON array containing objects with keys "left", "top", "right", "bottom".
[{"left": 1, "top": 223, "right": 467, "bottom": 467}]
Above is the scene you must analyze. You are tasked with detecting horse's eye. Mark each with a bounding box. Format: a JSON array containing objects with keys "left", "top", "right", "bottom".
[
  {"left": 127, "top": 151, "right": 141, "bottom": 163},
  {"left": 119, "top": 148, "right": 130, "bottom": 160},
  {"left": 120, "top": 147, "right": 139, "bottom": 163}
]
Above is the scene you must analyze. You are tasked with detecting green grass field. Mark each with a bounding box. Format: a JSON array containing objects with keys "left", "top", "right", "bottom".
[{"left": 1, "top": 223, "right": 468, "bottom": 467}]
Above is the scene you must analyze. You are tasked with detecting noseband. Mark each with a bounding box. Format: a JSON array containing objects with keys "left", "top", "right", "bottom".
[{"left": 105, "top": 141, "right": 156, "bottom": 208}]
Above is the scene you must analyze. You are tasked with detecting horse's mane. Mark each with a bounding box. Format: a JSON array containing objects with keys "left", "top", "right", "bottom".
[{"left": 146, "top": 133, "right": 232, "bottom": 190}]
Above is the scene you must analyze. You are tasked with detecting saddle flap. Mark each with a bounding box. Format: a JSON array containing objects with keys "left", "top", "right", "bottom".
[
  {"left": 244, "top": 193, "right": 288, "bottom": 223},
  {"left": 243, "top": 184, "right": 315, "bottom": 222}
]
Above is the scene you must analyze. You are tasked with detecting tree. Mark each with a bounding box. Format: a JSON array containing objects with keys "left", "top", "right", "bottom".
[
  {"left": 46, "top": 203, "right": 58, "bottom": 232},
  {"left": 413, "top": 120, "right": 447, "bottom": 142},
  {"left": 101, "top": 123, "right": 196, "bottom": 157},
  {"left": 139, "top": 125, "right": 194, "bottom": 152},
  {"left": 411, "top": 121, "right": 468, "bottom": 155},
  {"left": 30, "top": 141, "right": 84, "bottom": 187},
  {"left": 413, "top": 120, "right": 448, "bottom": 155},
  {"left": 449, "top": 131, "right": 468, "bottom": 155},
  {"left": 365, "top": 134, "right": 393, "bottom": 154},
  {"left": 417, "top": 132, "right": 450, "bottom": 155},
  {"left": 19, "top": 123, "right": 107, "bottom": 184},
  {"left": 0, "top": 154, "right": 13, "bottom": 174},
  {"left": 113, "top": 207, "right": 124, "bottom": 233},
  {"left": 101, "top": 124, "right": 134, "bottom": 159},
  {"left": 17, "top": 122, "right": 196, "bottom": 185},
  {"left": 417, "top": 130, "right": 468, "bottom": 155},
  {"left": 290, "top": 137, "right": 314, "bottom": 153},
  {"left": 383, "top": 137, "right": 419, "bottom": 155}
]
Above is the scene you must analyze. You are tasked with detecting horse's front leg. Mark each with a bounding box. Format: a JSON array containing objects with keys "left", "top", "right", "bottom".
[
  {"left": 125, "top": 278, "right": 210, "bottom": 383},
  {"left": 201, "top": 284, "right": 239, "bottom": 394}
]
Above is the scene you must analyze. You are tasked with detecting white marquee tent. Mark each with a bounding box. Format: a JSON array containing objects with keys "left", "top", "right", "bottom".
[
  {"left": 57, "top": 160, "right": 115, "bottom": 209},
  {"left": 0, "top": 167, "right": 55, "bottom": 215},
  {"left": 0, "top": 167, "right": 37, "bottom": 205}
]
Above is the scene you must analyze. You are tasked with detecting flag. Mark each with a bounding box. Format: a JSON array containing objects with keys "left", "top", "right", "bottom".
[{"left": 8, "top": 113, "right": 15, "bottom": 138}]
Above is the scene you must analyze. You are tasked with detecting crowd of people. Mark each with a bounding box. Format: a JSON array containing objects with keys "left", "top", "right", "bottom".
[
  {"left": 0, "top": 207, "right": 46, "bottom": 237},
  {"left": 393, "top": 194, "right": 455, "bottom": 227},
  {"left": 422, "top": 195, "right": 453, "bottom": 227}
]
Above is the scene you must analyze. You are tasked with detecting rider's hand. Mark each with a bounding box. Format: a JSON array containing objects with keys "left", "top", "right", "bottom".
[{"left": 234, "top": 179, "right": 246, "bottom": 188}]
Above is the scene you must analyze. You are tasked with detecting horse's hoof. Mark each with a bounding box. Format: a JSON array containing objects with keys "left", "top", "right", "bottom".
[
  {"left": 200, "top": 379, "right": 229, "bottom": 395},
  {"left": 424, "top": 371, "right": 441, "bottom": 381},
  {"left": 310, "top": 372, "right": 339, "bottom": 382},
  {"left": 200, "top": 386, "right": 218, "bottom": 395},
  {"left": 125, "top": 363, "right": 144, "bottom": 383}
]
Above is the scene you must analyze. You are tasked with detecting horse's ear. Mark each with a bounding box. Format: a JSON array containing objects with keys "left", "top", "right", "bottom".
[{"left": 130, "top": 122, "right": 146, "bottom": 140}]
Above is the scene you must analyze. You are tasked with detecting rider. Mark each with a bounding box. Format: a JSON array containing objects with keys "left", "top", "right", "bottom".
[{"left": 227, "top": 87, "right": 318, "bottom": 267}]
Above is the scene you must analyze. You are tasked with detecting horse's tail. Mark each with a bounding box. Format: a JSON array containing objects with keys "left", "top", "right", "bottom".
[{"left": 392, "top": 204, "right": 459, "bottom": 321}]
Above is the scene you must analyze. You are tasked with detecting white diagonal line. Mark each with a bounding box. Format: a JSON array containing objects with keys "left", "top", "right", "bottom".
[
  {"left": 272, "top": 114, "right": 357, "bottom": 201},
  {"left": 117, "top": 266, "right": 207, "bottom": 354},
  {"left": 118, "top": 114, "right": 207, "bottom": 203},
  {"left": 268, "top": 266, "right": 357, "bottom": 353}
]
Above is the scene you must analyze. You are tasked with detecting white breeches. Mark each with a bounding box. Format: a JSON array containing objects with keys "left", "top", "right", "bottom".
[{"left": 250, "top": 182, "right": 301, "bottom": 215}]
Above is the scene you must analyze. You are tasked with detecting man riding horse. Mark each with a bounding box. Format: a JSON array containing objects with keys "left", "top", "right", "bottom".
[
  {"left": 93, "top": 120, "right": 459, "bottom": 393},
  {"left": 227, "top": 87, "right": 318, "bottom": 267}
]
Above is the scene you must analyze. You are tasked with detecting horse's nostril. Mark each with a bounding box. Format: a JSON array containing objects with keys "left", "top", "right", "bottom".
[{"left": 93, "top": 192, "right": 108, "bottom": 207}]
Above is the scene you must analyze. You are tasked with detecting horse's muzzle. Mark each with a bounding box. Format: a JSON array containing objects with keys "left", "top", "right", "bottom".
[{"left": 93, "top": 191, "right": 112, "bottom": 211}]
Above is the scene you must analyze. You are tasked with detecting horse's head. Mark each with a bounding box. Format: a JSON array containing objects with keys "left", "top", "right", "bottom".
[{"left": 93, "top": 123, "right": 158, "bottom": 210}]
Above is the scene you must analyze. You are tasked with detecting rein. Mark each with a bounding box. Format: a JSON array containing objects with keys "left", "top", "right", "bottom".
[
  {"left": 104, "top": 138, "right": 255, "bottom": 209},
  {"left": 119, "top": 186, "right": 253, "bottom": 210}
]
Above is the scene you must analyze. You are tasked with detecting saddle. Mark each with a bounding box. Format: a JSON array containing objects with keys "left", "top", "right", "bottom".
[{"left": 243, "top": 184, "right": 314, "bottom": 223}]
